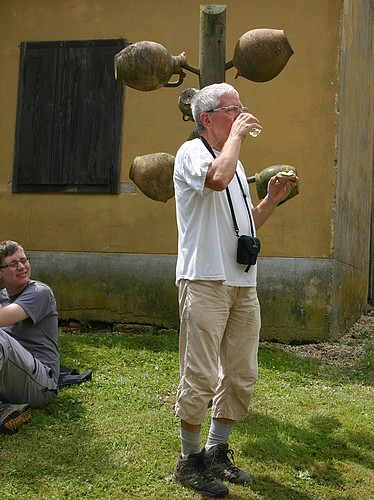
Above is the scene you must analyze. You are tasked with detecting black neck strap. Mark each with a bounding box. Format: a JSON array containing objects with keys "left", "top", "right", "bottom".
[{"left": 199, "top": 136, "right": 255, "bottom": 238}]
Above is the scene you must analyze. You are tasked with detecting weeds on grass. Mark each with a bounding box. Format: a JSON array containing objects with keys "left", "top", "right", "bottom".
[{"left": 1, "top": 327, "right": 373, "bottom": 499}]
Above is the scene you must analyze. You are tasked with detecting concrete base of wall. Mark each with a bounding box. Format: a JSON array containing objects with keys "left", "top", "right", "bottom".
[{"left": 29, "top": 252, "right": 365, "bottom": 343}]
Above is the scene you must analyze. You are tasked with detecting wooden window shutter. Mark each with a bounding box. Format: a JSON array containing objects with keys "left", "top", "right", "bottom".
[{"left": 13, "top": 39, "right": 125, "bottom": 193}]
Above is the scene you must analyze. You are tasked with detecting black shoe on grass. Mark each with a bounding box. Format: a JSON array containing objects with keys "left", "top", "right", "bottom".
[
  {"left": 205, "top": 443, "right": 252, "bottom": 484},
  {"left": 173, "top": 448, "right": 229, "bottom": 497},
  {"left": 0, "top": 403, "right": 32, "bottom": 434}
]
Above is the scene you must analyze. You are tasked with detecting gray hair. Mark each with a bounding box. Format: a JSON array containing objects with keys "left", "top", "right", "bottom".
[
  {"left": 0, "top": 240, "right": 24, "bottom": 265},
  {"left": 191, "top": 83, "right": 240, "bottom": 132}
]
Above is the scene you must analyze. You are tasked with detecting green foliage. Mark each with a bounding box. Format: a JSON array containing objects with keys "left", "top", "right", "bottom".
[{"left": 1, "top": 329, "right": 373, "bottom": 499}]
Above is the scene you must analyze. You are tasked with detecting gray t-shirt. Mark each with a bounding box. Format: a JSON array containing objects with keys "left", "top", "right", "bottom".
[{"left": 0, "top": 280, "right": 59, "bottom": 382}]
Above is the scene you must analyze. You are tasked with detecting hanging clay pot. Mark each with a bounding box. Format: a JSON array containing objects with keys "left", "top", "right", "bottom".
[
  {"left": 247, "top": 165, "right": 299, "bottom": 205},
  {"left": 233, "top": 29, "right": 294, "bottom": 82},
  {"left": 114, "top": 41, "right": 187, "bottom": 91},
  {"left": 129, "top": 152, "right": 175, "bottom": 203}
]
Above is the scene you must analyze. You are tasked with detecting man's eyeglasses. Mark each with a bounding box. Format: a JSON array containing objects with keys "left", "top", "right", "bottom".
[
  {"left": 207, "top": 106, "right": 250, "bottom": 115},
  {"left": 0, "top": 257, "right": 30, "bottom": 269}
]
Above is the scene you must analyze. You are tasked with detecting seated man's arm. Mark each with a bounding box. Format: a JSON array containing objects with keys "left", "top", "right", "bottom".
[{"left": 0, "top": 304, "right": 29, "bottom": 327}]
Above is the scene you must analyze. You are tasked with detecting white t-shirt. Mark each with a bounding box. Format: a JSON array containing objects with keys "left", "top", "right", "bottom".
[{"left": 174, "top": 138, "right": 257, "bottom": 286}]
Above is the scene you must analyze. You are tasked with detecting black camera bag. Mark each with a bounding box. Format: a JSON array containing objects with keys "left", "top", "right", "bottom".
[{"left": 237, "top": 235, "right": 261, "bottom": 267}]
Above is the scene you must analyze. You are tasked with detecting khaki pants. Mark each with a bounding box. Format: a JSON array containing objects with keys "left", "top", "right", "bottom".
[
  {"left": 175, "top": 280, "right": 261, "bottom": 425},
  {"left": 0, "top": 330, "right": 58, "bottom": 408}
]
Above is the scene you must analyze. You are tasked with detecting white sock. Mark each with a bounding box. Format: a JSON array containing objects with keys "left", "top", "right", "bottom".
[
  {"left": 205, "top": 419, "right": 233, "bottom": 451},
  {"left": 180, "top": 426, "right": 201, "bottom": 457}
]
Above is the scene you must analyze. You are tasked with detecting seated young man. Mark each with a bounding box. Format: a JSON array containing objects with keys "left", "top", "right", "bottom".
[{"left": 0, "top": 240, "right": 59, "bottom": 433}]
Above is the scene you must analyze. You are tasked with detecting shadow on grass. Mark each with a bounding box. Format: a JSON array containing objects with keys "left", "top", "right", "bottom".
[
  {"left": 249, "top": 477, "right": 314, "bottom": 500},
  {"left": 2, "top": 386, "right": 175, "bottom": 497},
  {"left": 1, "top": 394, "right": 105, "bottom": 484},
  {"left": 236, "top": 409, "right": 372, "bottom": 492}
]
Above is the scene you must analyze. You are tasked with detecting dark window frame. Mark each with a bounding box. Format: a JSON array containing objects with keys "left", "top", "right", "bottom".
[{"left": 13, "top": 38, "right": 125, "bottom": 194}]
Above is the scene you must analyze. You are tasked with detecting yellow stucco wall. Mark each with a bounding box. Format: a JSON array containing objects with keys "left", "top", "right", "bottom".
[{"left": 0, "top": 0, "right": 341, "bottom": 258}]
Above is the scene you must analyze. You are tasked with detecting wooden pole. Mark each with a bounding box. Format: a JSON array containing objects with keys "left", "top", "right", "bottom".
[{"left": 199, "top": 4, "right": 226, "bottom": 88}]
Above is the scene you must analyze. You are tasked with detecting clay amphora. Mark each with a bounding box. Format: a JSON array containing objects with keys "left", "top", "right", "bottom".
[
  {"left": 115, "top": 41, "right": 186, "bottom": 91},
  {"left": 248, "top": 165, "right": 299, "bottom": 205},
  {"left": 129, "top": 152, "right": 175, "bottom": 203},
  {"left": 233, "top": 29, "right": 294, "bottom": 82}
]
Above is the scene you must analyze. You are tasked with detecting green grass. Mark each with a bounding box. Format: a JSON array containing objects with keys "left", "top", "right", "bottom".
[{"left": 1, "top": 326, "right": 373, "bottom": 499}]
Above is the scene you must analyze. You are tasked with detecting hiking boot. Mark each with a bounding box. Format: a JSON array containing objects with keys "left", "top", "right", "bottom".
[
  {"left": 205, "top": 443, "right": 252, "bottom": 484},
  {"left": 0, "top": 402, "right": 32, "bottom": 434},
  {"left": 173, "top": 448, "right": 229, "bottom": 497}
]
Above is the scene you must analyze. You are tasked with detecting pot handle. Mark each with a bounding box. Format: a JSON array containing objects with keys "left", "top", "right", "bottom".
[{"left": 164, "top": 71, "right": 186, "bottom": 88}]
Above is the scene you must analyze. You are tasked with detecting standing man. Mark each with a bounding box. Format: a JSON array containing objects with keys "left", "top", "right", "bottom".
[
  {"left": 172, "top": 83, "right": 297, "bottom": 497},
  {"left": 0, "top": 240, "right": 59, "bottom": 433}
]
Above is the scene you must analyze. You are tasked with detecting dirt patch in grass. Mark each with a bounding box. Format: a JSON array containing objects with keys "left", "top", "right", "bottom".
[{"left": 275, "top": 306, "right": 374, "bottom": 367}]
